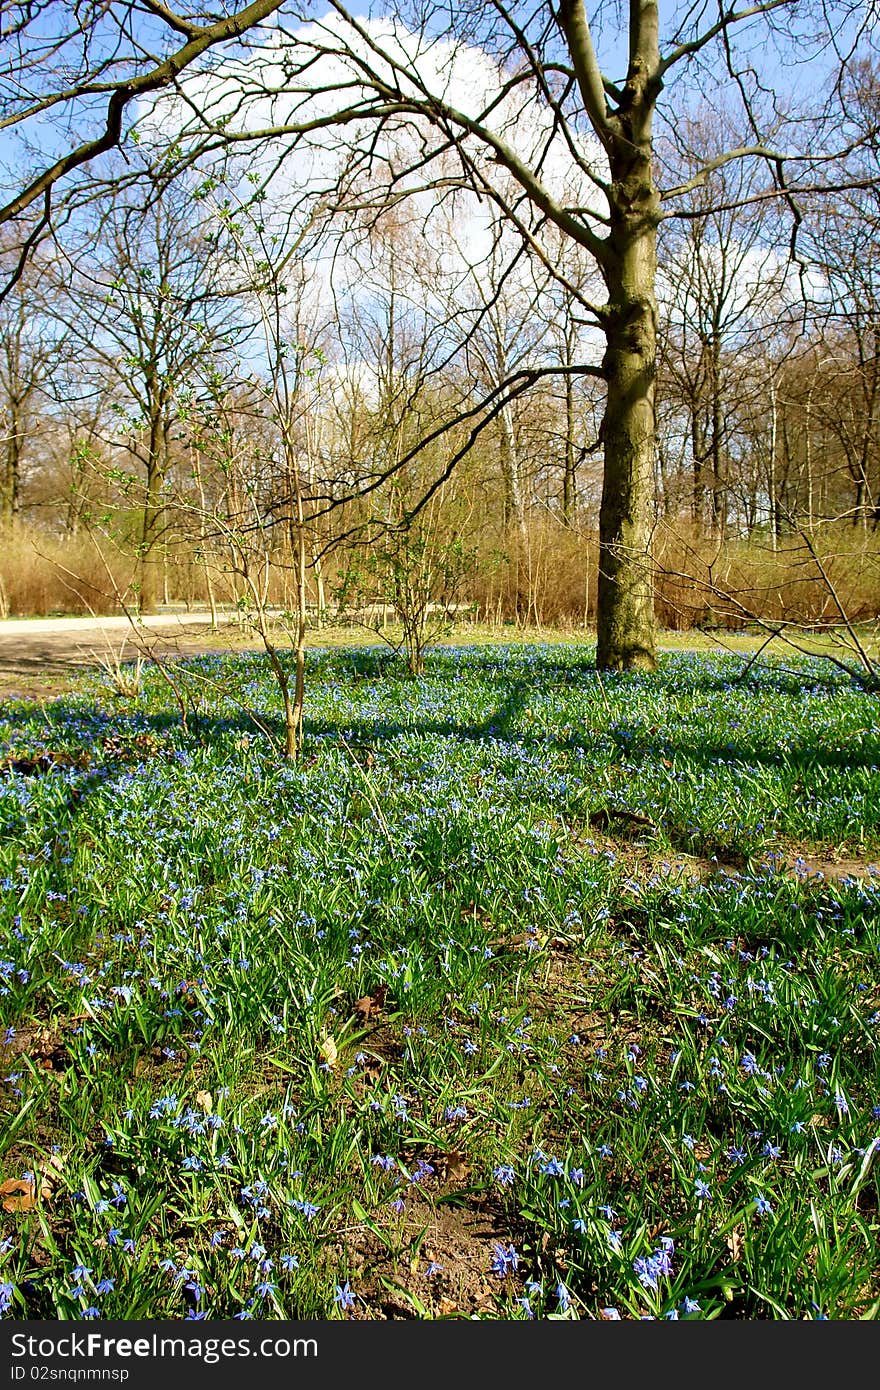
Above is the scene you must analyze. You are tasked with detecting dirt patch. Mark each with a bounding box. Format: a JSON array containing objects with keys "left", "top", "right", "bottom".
[
  {"left": 576, "top": 836, "right": 879, "bottom": 885},
  {"left": 0, "top": 621, "right": 260, "bottom": 700},
  {"left": 333, "top": 1191, "right": 524, "bottom": 1318}
]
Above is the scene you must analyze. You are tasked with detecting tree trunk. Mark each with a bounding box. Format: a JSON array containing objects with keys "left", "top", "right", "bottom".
[
  {"left": 138, "top": 410, "right": 165, "bottom": 613},
  {"left": 563, "top": 371, "right": 577, "bottom": 523},
  {"left": 691, "top": 408, "right": 707, "bottom": 530},
  {"left": 597, "top": 150, "right": 658, "bottom": 671},
  {"left": 139, "top": 470, "right": 163, "bottom": 612},
  {"left": 1, "top": 399, "right": 23, "bottom": 533},
  {"left": 709, "top": 333, "right": 725, "bottom": 537}
]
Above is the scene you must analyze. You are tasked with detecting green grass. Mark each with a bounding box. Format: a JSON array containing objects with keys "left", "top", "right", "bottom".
[{"left": 1, "top": 642, "right": 878, "bottom": 1320}]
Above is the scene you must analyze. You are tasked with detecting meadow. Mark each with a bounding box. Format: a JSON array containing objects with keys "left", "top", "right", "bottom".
[{"left": 0, "top": 642, "right": 878, "bottom": 1321}]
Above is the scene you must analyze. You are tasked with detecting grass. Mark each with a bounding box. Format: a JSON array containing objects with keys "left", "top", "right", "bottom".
[{"left": 0, "top": 641, "right": 878, "bottom": 1321}]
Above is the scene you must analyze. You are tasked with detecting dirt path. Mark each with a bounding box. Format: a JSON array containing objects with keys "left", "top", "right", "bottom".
[{"left": 0, "top": 613, "right": 251, "bottom": 699}]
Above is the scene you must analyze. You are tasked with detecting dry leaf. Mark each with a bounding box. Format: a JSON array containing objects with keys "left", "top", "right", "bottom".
[
  {"left": 1, "top": 1176, "right": 51, "bottom": 1213},
  {"left": 433, "top": 1149, "right": 469, "bottom": 1182},
  {"left": 727, "top": 1228, "right": 744, "bottom": 1263},
  {"left": 318, "top": 1034, "right": 338, "bottom": 1067},
  {"left": 40, "top": 1152, "right": 65, "bottom": 1180},
  {"left": 354, "top": 985, "right": 387, "bottom": 1021},
  {"left": 195, "top": 1090, "right": 213, "bottom": 1113}
]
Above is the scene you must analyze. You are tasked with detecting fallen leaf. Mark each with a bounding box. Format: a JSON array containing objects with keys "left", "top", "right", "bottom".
[
  {"left": 354, "top": 985, "right": 387, "bottom": 1021},
  {"left": 318, "top": 1034, "right": 338, "bottom": 1067},
  {"left": 436, "top": 1150, "right": 469, "bottom": 1182},
  {"left": 727, "top": 1229, "right": 744, "bottom": 1263},
  {"left": 30, "top": 1027, "right": 67, "bottom": 1070},
  {"left": 1, "top": 1176, "right": 51, "bottom": 1213},
  {"left": 195, "top": 1090, "right": 213, "bottom": 1113}
]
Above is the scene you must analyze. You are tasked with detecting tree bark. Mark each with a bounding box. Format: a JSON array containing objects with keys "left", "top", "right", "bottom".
[{"left": 596, "top": 57, "right": 659, "bottom": 672}]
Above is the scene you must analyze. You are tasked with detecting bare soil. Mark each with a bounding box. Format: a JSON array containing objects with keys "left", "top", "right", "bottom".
[{"left": 0, "top": 618, "right": 263, "bottom": 699}]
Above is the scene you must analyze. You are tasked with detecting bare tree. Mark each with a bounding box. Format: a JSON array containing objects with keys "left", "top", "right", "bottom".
[
  {"left": 657, "top": 109, "right": 791, "bottom": 537},
  {"left": 164, "top": 1, "right": 877, "bottom": 668},
  {"left": 3, "top": 2, "right": 877, "bottom": 666},
  {"left": 0, "top": 245, "right": 65, "bottom": 531},
  {"left": 805, "top": 62, "right": 880, "bottom": 529},
  {"left": 0, "top": 0, "right": 286, "bottom": 287},
  {"left": 55, "top": 166, "right": 249, "bottom": 609}
]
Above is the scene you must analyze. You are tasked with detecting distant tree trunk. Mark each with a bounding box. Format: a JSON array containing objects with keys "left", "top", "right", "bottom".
[
  {"left": 709, "top": 333, "right": 726, "bottom": 537},
  {"left": 691, "top": 406, "right": 707, "bottom": 530},
  {"left": 1, "top": 388, "right": 26, "bottom": 532},
  {"left": 138, "top": 407, "right": 165, "bottom": 612},
  {"left": 563, "top": 371, "right": 577, "bottom": 523}
]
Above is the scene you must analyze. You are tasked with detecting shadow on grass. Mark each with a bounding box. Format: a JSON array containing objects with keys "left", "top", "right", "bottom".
[{"left": 3, "top": 646, "right": 877, "bottom": 796}]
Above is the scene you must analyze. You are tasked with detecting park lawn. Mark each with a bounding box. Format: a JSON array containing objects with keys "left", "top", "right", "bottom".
[{"left": 0, "top": 641, "right": 878, "bottom": 1320}]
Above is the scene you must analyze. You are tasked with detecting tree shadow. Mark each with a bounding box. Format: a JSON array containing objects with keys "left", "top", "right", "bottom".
[{"left": 3, "top": 645, "right": 874, "bottom": 791}]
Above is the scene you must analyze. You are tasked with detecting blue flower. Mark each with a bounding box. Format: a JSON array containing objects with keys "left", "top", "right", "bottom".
[
  {"left": 753, "top": 1194, "right": 773, "bottom": 1216},
  {"left": 490, "top": 1243, "right": 519, "bottom": 1277},
  {"left": 334, "top": 1282, "right": 355, "bottom": 1311}
]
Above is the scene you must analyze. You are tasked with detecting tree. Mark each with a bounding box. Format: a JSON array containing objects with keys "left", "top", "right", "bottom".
[
  {"left": 58, "top": 166, "right": 248, "bottom": 609},
  {"left": 805, "top": 61, "right": 880, "bottom": 528},
  {"left": 0, "top": 0, "right": 287, "bottom": 281},
  {"left": 0, "top": 246, "right": 65, "bottom": 531},
  {"left": 3, "top": 2, "right": 877, "bottom": 665},
  {"left": 657, "top": 109, "right": 790, "bottom": 537},
  {"left": 170, "top": 1, "right": 876, "bottom": 668}
]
